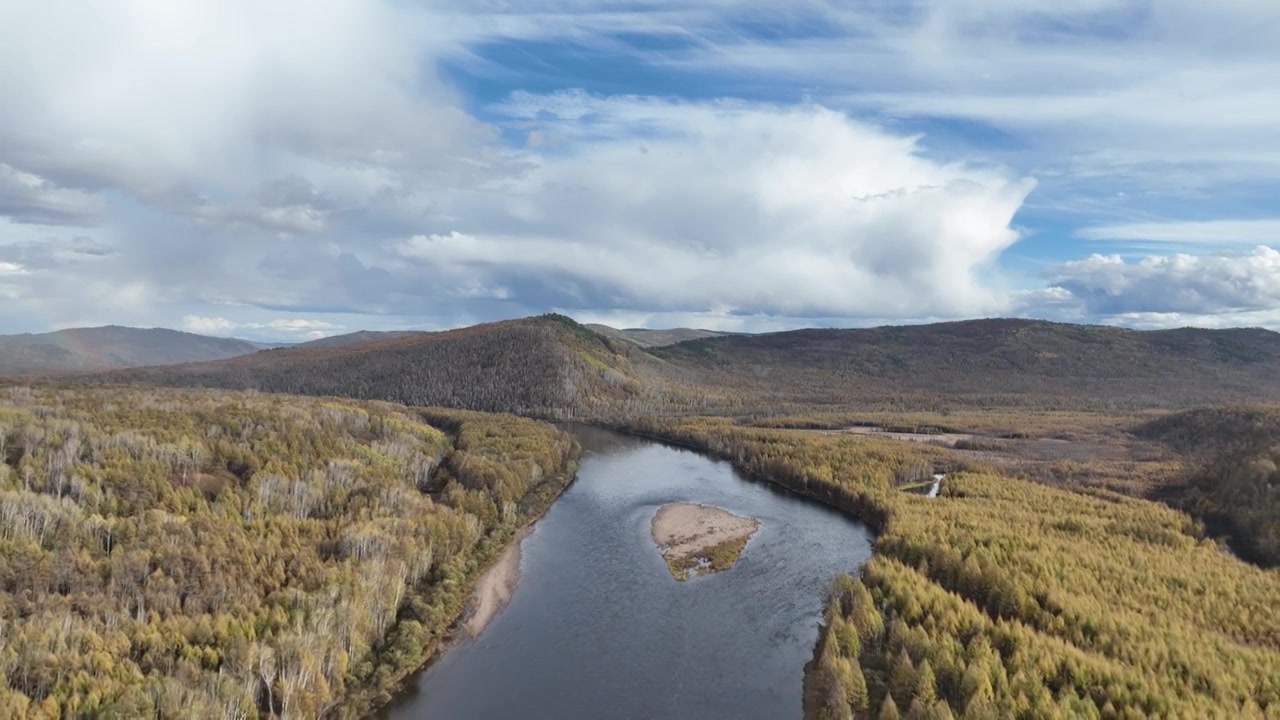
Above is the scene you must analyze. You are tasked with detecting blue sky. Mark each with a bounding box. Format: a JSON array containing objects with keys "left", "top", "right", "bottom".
[{"left": 1, "top": 1, "right": 1279, "bottom": 340}]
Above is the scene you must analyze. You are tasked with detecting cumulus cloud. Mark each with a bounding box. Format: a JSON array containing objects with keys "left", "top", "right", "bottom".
[
  {"left": 181, "top": 316, "right": 237, "bottom": 335},
  {"left": 180, "top": 315, "right": 341, "bottom": 338},
  {"left": 1043, "top": 245, "right": 1280, "bottom": 318},
  {"left": 398, "top": 95, "right": 1035, "bottom": 319}
]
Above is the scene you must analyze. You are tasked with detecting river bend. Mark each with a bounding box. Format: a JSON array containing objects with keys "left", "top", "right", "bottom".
[{"left": 385, "top": 425, "right": 874, "bottom": 719}]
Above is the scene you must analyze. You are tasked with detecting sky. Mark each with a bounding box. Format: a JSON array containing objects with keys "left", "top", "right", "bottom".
[{"left": 1, "top": 1, "right": 1279, "bottom": 342}]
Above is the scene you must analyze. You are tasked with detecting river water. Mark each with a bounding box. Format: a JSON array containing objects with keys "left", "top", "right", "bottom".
[{"left": 384, "top": 425, "right": 874, "bottom": 719}]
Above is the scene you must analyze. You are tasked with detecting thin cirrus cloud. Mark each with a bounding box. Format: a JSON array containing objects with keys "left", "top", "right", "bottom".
[
  {"left": 0, "top": 1, "right": 1276, "bottom": 337},
  {"left": 1077, "top": 220, "right": 1280, "bottom": 246}
]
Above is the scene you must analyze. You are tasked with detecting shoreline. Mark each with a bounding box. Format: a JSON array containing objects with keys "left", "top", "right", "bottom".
[
  {"left": 458, "top": 526, "right": 527, "bottom": 639},
  {"left": 360, "top": 447, "right": 581, "bottom": 718}
]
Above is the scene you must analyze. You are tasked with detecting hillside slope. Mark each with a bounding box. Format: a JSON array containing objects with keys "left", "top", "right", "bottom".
[
  {"left": 652, "top": 319, "right": 1280, "bottom": 409},
  {"left": 93, "top": 315, "right": 659, "bottom": 418},
  {"left": 0, "top": 326, "right": 262, "bottom": 375}
]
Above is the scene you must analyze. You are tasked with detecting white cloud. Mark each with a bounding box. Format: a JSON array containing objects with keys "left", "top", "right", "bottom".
[
  {"left": 0, "top": 0, "right": 507, "bottom": 241},
  {"left": 1043, "top": 245, "right": 1280, "bottom": 318},
  {"left": 400, "top": 95, "right": 1035, "bottom": 319},
  {"left": 257, "top": 319, "right": 339, "bottom": 332},
  {"left": 1098, "top": 309, "right": 1280, "bottom": 331},
  {"left": 1, "top": 0, "right": 1277, "bottom": 334},
  {"left": 181, "top": 315, "right": 236, "bottom": 335},
  {"left": 178, "top": 315, "right": 342, "bottom": 339},
  {"left": 1077, "top": 219, "right": 1280, "bottom": 246}
]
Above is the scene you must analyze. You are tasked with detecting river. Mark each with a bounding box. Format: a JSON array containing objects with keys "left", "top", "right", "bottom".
[{"left": 383, "top": 425, "right": 874, "bottom": 719}]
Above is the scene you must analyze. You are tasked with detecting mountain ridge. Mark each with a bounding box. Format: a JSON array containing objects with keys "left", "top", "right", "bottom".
[
  {"left": 0, "top": 325, "right": 264, "bottom": 375},
  {"left": 80, "top": 315, "right": 1280, "bottom": 416}
]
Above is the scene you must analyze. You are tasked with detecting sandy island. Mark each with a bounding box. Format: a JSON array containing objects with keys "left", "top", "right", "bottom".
[
  {"left": 651, "top": 503, "right": 760, "bottom": 581},
  {"left": 458, "top": 527, "right": 526, "bottom": 639}
]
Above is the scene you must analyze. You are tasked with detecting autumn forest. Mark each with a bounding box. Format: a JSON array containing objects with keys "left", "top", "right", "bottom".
[{"left": 2, "top": 316, "right": 1279, "bottom": 718}]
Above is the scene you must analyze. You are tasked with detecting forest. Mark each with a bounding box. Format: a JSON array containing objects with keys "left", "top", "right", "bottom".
[
  {"left": 1138, "top": 408, "right": 1280, "bottom": 567},
  {"left": 19, "top": 315, "right": 1280, "bottom": 718},
  {"left": 0, "top": 385, "right": 577, "bottom": 718},
  {"left": 619, "top": 417, "right": 1280, "bottom": 719}
]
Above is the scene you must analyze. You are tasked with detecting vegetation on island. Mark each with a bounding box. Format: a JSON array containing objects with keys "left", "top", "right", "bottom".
[
  {"left": 618, "top": 416, "right": 1280, "bottom": 719},
  {"left": 662, "top": 533, "right": 755, "bottom": 581},
  {"left": 0, "top": 385, "right": 577, "bottom": 718}
]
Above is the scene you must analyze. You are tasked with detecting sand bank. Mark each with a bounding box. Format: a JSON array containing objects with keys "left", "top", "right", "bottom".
[
  {"left": 651, "top": 503, "right": 759, "bottom": 580},
  {"left": 459, "top": 528, "right": 526, "bottom": 639}
]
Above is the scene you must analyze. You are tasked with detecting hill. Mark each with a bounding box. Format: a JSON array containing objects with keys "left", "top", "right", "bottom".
[
  {"left": 651, "top": 318, "right": 1280, "bottom": 410},
  {"left": 87, "top": 316, "right": 1280, "bottom": 417},
  {"left": 584, "top": 324, "right": 728, "bottom": 348},
  {"left": 91, "top": 315, "right": 664, "bottom": 418},
  {"left": 0, "top": 326, "right": 262, "bottom": 376}
]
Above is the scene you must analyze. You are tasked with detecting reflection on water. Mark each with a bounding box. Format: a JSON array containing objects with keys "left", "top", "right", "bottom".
[{"left": 384, "top": 425, "right": 874, "bottom": 720}]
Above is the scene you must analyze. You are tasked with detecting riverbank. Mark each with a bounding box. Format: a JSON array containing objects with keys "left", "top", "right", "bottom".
[
  {"left": 384, "top": 423, "right": 874, "bottom": 719},
  {"left": 615, "top": 416, "right": 1280, "bottom": 718},
  {"left": 652, "top": 502, "right": 760, "bottom": 579},
  {"left": 347, "top": 438, "right": 581, "bottom": 719},
  {"left": 460, "top": 527, "right": 527, "bottom": 638}
]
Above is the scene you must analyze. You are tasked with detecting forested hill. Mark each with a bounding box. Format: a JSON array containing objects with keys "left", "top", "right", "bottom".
[
  {"left": 0, "top": 326, "right": 262, "bottom": 375},
  {"left": 90, "top": 315, "right": 656, "bottom": 418},
  {"left": 651, "top": 318, "right": 1280, "bottom": 409},
  {"left": 87, "top": 316, "right": 1280, "bottom": 416}
]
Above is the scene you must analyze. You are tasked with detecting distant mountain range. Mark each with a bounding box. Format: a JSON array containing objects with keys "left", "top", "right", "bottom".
[
  {"left": 0, "top": 326, "right": 462, "bottom": 376},
  {"left": 81, "top": 315, "right": 1280, "bottom": 416},
  {"left": 0, "top": 326, "right": 264, "bottom": 375}
]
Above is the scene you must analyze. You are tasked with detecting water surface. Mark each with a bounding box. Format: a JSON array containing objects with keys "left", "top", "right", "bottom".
[{"left": 385, "top": 426, "right": 874, "bottom": 719}]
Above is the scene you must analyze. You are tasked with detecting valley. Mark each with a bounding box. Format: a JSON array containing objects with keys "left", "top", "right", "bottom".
[{"left": 2, "top": 316, "right": 1279, "bottom": 718}]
